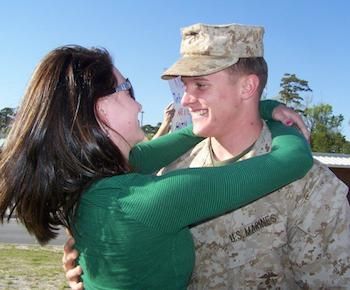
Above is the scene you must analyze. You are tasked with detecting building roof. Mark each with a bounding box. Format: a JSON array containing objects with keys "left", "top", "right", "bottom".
[{"left": 313, "top": 152, "right": 350, "bottom": 168}]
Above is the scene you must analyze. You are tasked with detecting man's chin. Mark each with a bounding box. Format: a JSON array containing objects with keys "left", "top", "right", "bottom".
[{"left": 192, "top": 125, "right": 211, "bottom": 138}]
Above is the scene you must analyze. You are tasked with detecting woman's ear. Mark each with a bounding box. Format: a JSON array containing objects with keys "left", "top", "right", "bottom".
[
  {"left": 95, "top": 98, "right": 108, "bottom": 121},
  {"left": 95, "top": 98, "right": 110, "bottom": 133},
  {"left": 240, "top": 74, "right": 260, "bottom": 100}
]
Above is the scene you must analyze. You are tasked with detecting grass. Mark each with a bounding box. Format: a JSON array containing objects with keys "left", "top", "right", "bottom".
[{"left": 0, "top": 244, "right": 69, "bottom": 290}]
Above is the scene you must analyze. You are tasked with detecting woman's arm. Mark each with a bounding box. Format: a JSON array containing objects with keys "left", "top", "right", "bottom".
[
  {"left": 129, "top": 125, "right": 203, "bottom": 174},
  {"left": 130, "top": 100, "right": 308, "bottom": 174},
  {"left": 260, "top": 100, "right": 309, "bottom": 140},
  {"left": 122, "top": 121, "right": 313, "bottom": 232},
  {"left": 259, "top": 99, "right": 282, "bottom": 120}
]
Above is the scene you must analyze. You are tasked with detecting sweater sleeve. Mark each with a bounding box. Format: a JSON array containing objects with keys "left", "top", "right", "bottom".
[
  {"left": 259, "top": 99, "right": 283, "bottom": 120},
  {"left": 129, "top": 99, "right": 282, "bottom": 174},
  {"left": 120, "top": 121, "right": 313, "bottom": 232},
  {"left": 129, "top": 125, "right": 203, "bottom": 174}
]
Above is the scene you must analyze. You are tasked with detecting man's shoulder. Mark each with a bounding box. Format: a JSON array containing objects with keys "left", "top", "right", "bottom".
[
  {"left": 191, "top": 159, "right": 349, "bottom": 235},
  {"left": 296, "top": 159, "right": 348, "bottom": 202},
  {"left": 284, "top": 159, "right": 348, "bottom": 232},
  {"left": 159, "top": 138, "right": 210, "bottom": 174},
  {"left": 188, "top": 138, "right": 210, "bottom": 157}
]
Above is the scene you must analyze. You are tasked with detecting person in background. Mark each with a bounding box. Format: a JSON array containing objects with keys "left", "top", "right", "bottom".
[{"left": 152, "top": 102, "right": 175, "bottom": 139}]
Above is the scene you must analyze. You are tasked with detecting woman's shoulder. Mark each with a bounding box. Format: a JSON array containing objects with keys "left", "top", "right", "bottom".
[
  {"left": 84, "top": 173, "right": 152, "bottom": 196},
  {"left": 79, "top": 173, "right": 153, "bottom": 210}
]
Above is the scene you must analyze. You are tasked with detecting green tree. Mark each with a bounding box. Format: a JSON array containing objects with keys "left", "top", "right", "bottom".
[
  {"left": 278, "top": 73, "right": 312, "bottom": 112},
  {"left": 141, "top": 123, "right": 161, "bottom": 140},
  {"left": 276, "top": 74, "right": 349, "bottom": 153},
  {"left": 342, "top": 140, "right": 350, "bottom": 153},
  {"left": 0, "top": 107, "right": 16, "bottom": 137},
  {"left": 305, "top": 103, "right": 350, "bottom": 153}
]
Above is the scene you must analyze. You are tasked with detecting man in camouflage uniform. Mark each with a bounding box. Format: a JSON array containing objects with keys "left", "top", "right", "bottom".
[{"left": 161, "top": 23, "right": 350, "bottom": 289}]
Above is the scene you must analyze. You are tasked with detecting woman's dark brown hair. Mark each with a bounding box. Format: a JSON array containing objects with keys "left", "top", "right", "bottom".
[{"left": 0, "top": 45, "right": 130, "bottom": 245}]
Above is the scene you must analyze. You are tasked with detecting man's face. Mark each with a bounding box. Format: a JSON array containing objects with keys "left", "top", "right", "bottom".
[{"left": 181, "top": 70, "right": 243, "bottom": 138}]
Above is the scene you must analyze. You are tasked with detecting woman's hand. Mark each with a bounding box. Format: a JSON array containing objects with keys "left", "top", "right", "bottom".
[
  {"left": 62, "top": 235, "right": 84, "bottom": 290},
  {"left": 272, "top": 104, "right": 310, "bottom": 142}
]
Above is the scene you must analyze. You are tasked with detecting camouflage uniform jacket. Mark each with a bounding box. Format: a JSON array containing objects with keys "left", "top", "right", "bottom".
[{"left": 161, "top": 122, "right": 350, "bottom": 290}]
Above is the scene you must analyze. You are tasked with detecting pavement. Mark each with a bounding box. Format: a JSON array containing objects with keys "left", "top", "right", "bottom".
[{"left": 0, "top": 218, "right": 67, "bottom": 246}]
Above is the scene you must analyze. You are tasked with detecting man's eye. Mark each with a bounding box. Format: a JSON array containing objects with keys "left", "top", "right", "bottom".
[{"left": 196, "top": 83, "right": 207, "bottom": 89}]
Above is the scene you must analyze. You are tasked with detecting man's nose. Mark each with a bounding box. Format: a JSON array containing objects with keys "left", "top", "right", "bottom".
[{"left": 181, "top": 91, "right": 196, "bottom": 107}]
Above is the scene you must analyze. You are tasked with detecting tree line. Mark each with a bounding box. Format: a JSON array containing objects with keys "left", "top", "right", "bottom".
[
  {"left": 278, "top": 73, "right": 350, "bottom": 153},
  {"left": 1, "top": 73, "right": 349, "bottom": 153},
  {"left": 0, "top": 107, "right": 15, "bottom": 139}
]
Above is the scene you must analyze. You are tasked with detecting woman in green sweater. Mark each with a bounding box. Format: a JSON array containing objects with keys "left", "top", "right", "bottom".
[{"left": 0, "top": 46, "right": 312, "bottom": 289}]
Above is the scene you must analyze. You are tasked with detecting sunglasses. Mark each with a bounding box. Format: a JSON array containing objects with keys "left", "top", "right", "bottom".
[{"left": 111, "top": 78, "right": 135, "bottom": 100}]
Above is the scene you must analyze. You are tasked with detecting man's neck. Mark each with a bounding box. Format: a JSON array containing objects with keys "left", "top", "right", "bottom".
[{"left": 210, "top": 118, "right": 263, "bottom": 161}]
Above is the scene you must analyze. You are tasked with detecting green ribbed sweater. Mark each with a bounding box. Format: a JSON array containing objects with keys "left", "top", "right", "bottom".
[{"left": 73, "top": 101, "right": 313, "bottom": 290}]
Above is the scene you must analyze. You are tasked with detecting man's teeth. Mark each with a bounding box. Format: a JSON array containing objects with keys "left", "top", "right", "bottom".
[{"left": 192, "top": 109, "right": 207, "bottom": 116}]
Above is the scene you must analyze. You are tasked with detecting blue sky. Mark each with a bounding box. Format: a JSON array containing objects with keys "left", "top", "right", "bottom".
[{"left": 0, "top": 0, "right": 349, "bottom": 140}]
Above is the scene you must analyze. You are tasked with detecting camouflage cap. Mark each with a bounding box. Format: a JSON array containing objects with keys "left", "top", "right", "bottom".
[{"left": 161, "top": 23, "right": 264, "bottom": 80}]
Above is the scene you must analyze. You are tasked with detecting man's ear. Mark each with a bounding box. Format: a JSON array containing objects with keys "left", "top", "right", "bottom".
[{"left": 240, "top": 74, "right": 260, "bottom": 100}]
